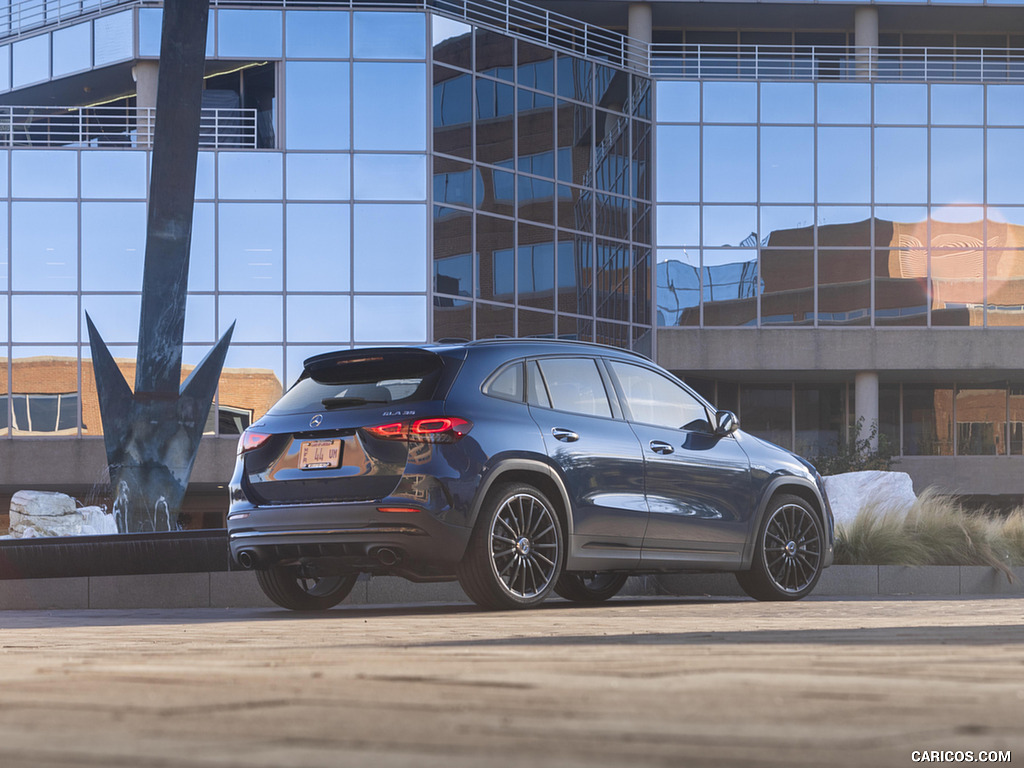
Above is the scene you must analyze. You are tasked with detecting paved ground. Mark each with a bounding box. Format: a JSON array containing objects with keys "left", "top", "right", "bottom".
[{"left": 0, "top": 596, "right": 1021, "bottom": 768}]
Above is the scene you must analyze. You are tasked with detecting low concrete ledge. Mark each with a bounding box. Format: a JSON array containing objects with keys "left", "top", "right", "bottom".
[{"left": 0, "top": 567, "right": 1020, "bottom": 610}]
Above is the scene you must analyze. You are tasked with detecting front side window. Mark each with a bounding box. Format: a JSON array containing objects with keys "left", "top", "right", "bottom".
[
  {"left": 534, "top": 358, "right": 611, "bottom": 418},
  {"left": 608, "top": 361, "right": 710, "bottom": 431}
]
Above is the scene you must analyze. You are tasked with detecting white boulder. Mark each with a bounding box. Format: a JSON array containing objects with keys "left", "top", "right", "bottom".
[
  {"left": 823, "top": 470, "right": 917, "bottom": 527},
  {"left": 7, "top": 491, "right": 118, "bottom": 538}
]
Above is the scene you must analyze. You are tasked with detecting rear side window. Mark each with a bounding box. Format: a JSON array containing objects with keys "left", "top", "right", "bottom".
[
  {"left": 273, "top": 351, "right": 443, "bottom": 413},
  {"left": 535, "top": 358, "right": 612, "bottom": 418},
  {"left": 483, "top": 363, "right": 523, "bottom": 402}
]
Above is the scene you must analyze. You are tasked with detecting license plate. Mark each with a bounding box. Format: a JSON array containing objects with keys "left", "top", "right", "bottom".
[{"left": 298, "top": 439, "right": 342, "bottom": 470}]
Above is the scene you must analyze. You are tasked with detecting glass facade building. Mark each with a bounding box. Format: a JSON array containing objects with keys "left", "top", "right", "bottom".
[{"left": 0, "top": 0, "right": 1023, "bottom": 514}]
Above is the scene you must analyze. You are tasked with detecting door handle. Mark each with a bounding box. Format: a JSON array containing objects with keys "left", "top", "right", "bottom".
[
  {"left": 551, "top": 427, "right": 579, "bottom": 443},
  {"left": 649, "top": 440, "right": 674, "bottom": 455}
]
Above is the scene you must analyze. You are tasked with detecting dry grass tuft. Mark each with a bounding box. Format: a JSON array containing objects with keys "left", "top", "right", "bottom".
[{"left": 834, "top": 488, "right": 1018, "bottom": 581}]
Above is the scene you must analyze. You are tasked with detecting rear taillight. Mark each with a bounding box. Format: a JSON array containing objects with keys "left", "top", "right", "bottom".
[
  {"left": 238, "top": 430, "right": 271, "bottom": 455},
  {"left": 364, "top": 417, "right": 472, "bottom": 443}
]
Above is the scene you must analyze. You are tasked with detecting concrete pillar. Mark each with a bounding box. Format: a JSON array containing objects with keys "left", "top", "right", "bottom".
[
  {"left": 855, "top": 371, "right": 880, "bottom": 452},
  {"left": 133, "top": 61, "right": 160, "bottom": 148},
  {"left": 853, "top": 6, "right": 879, "bottom": 79},
  {"left": 627, "top": 3, "right": 652, "bottom": 72}
]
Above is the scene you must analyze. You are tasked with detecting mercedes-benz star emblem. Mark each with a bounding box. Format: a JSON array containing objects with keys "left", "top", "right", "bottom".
[{"left": 310, "top": 414, "right": 323, "bottom": 428}]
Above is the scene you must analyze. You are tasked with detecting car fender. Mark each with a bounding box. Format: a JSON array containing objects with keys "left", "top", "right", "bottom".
[
  {"left": 740, "top": 474, "right": 832, "bottom": 569},
  {"left": 467, "top": 455, "right": 576, "bottom": 537}
]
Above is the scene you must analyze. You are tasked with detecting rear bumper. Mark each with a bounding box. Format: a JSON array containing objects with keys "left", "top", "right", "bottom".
[{"left": 227, "top": 500, "right": 471, "bottom": 579}]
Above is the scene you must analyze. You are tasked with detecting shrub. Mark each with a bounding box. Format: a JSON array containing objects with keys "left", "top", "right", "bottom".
[{"left": 811, "top": 417, "right": 896, "bottom": 476}]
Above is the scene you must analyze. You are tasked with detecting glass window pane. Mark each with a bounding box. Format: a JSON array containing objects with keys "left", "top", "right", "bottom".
[
  {"left": 353, "top": 295, "right": 427, "bottom": 342},
  {"left": 93, "top": 11, "right": 133, "bottom": 66},
  {"left": 761, "top": 127, "right": 814, "bottom": 203},
  {"left": 609, "top": 360, "right": 708, "bottom": 428},
  {"left": 286, "top": 10, "right": 349, "bottom": 58},
  {"left": 286, "top": 154, "right": 350, "bottom": 200},
  {"left": 286, "top": 203, "right": 350, "bottom": 292},
  {"left": 0, "top": 295, "right": 6, "bottom": 343},
  {"left": 655, "top": 126, "right": 698, "bottom": 202},
  {"left": 219, "top": 295, "right": 282, "bottom": 342},
  {"left": 80, "top": 151, "right": 147, "bottom": 199},
  {"left": 432, "top": 16, "right": 472, "bottom": 69},
  {"left": 656, "top": 249, "right": 699, "bottom": 326},
  {"left": 518, "top": 225, "right": 555, "bottom": 310},
  {"left": 818, "top": 249, "right": 870, "bottom": 326},
  {"left": 701, "top": 249, "right": 758, "bottom": 326},
  {"left": 818, "top": 83, "right": 870, "bottom": 124},
  {"left": 218, "top": 152, "right": 283, "bottom": 199},
  {"left": 476, "top": 301, "right": 514, "bottom": 339},
  {"left": 354, "top": 63, "right": 426, "bottom": 151},
  {"left": 875, "top": 128, "right": 927, "bottom": 204},
  {"left": 52, "top": 22, "right": 91, "bottom": 78},
  {"left": 13, "top": 33, "right": 48, "bottom": 88},
  {"left": 703, "top": 82, "right": 756, "bottom": 123},
  {"left": 987, "top": 129, "right": 1024, "bottom": 205},
  {"left": 184, "top": 294, "right": 215, "bottom": 344},
  {"left": 703, "top": 126, "right": 756, "bottom": 202},
  {"left": 219, "top": 345, "right": 284, "bottom": 427},
  {"left": 0, "top": 44, "right": 10, "bottom": 92},
  {"left": 761, "top": 249, "right": 813, "bottom": 326},
  {"left": 80, "top": 294, "right": 140, "bottom": 344},
  {"left": 932, "top": 84, "right": 983, "bottom": 126},
  {"left": 81, "top": 202, "right": 145, "bottom": 291},
  {"left": 195, "top": 152, "right": 214, "bottom": 199},
  {"left": 739, "top": 385, "right": 792, "bottom": 449},
  {"left": 956, "top": 386, "right": 1006, "bottom": 455},
  {"left": 655, "top": 80, "right": 698, "bottom": 122},
  {"left": 932, "top": 128, "right": 983, "bottom": 205},
  {"left": 353, "top": 204, "right": 426, "bottom": 291},
  {"left": 657, "top": 205, "right": 698, "bottom": 248},
  {"left": 556, "top": 54, "right": 590, "bottom": 101},
  {"left": 818, "top": 128, "right": 870, "bottom": 204},
  {"left": 760, "top": 83, "right": 813, "bottom": 124},
  {"left": 795, "top": 385, "right": 845, "bottom": 456},
  {"left": 190, "top": 203, "right": 215, "bottom": 292},
  {"left": 218, "top": 10, "right": 282, "bottom": 58},
  {"left": 285, "top": 62, "right": 350, "bottom": 150},
  {"left": 287, "top": 295, "right": 351, "bottom": 344},
  {"left": 354, "top": 154, "right": 427, "bottom": 200},
  {"left": 138, "top": 9, "right": 214, "bottom": 59},
  {"left": 761, "top": 207, "right": 814, "bottom": 243},
  {"left": 817, "top": 208, "right": 872, "bottom": 245},
  {"left": 353, "top": 12, "right": 425, "bottom": 60},
  {"left": 12, "top": 296, "right": 77, "bottom": 343},
  {"left": 988, "top": 85, "right": 1024, "bottom": 127},
  {"left": 903, "top": 385, "right": 953, "bottom": 455},
  {"left": 218, "top": 203, "right": 283, "bottom": 291},
  {"left": 12, "top": 202, "right": 77, "bottom": 291},
  {"left": 875, "top": 84, "right": 928, "bottom": 125},
  {"left": 536, "top": 358, "right": 611, "bottom": 418},
  {"left": 703, "top": 206, "right": 757, "bottom": 248},
  {"left": 12, "top": 150, "right": 77, "bottom": 198}
]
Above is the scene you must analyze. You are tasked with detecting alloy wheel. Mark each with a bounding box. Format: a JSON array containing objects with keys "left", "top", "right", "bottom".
[
  {"left": 489, "top": 492, "right": 559, "bottom": 598},
  {"left": 762, "top": 503, "right": 823, "bottom": 593}
]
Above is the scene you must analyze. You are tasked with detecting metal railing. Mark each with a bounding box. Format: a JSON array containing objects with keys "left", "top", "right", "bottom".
[
  {"left": 0, "top": 105, "right": 258, "bottom": 148},
  {"left": 651, "top": 44, "right": 1024, "bottom": 82}
]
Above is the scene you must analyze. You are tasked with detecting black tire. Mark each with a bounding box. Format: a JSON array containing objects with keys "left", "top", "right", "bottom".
[
  {"left": 457, "top": 482, "right": 564, "bottom": 610},
  {"left": 737, "top": 494, "right": 824, "bottom": 601},
  {"left": 554, "top": 572, "right": 628, "bottom": 602},
  {"left": 255, "top": 566, "right": 358, "bottom": 611}
]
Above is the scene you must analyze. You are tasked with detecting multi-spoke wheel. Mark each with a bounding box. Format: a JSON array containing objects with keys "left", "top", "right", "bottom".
[
  {"left": 458, "top": 482, "right": 564, "bottom": 610},
  {"left": 554, "top": 572, "right": 628, "bottom": 602},
  {"left": 255, "top": 566, "right": 358, "bottom": 611},
  {"left": 737, "top": 494, "right": 824, "bottom": 601}
]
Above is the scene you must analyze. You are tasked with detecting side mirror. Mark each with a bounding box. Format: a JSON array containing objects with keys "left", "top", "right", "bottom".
[{"left": 715, "top": 410, "right": 739, "bottom": 437}]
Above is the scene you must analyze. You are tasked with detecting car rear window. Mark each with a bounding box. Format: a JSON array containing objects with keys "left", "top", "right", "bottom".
[{"left": 272, "top": 350, "right": 444, "bottom": 413}]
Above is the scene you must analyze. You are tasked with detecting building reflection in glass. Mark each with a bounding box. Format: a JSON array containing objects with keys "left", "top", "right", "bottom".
[{"left": 659, "top": 215, "right": 1024, "bottom": 327}]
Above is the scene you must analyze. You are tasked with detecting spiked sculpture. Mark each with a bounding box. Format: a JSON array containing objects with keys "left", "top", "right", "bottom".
[{"left": 86, "top": 1, "right": 233, "bottom": 533}]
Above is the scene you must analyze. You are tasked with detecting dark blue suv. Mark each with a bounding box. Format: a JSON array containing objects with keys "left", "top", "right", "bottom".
[{"left": 228, "top": 340, "right": 833, "bottom": 610}]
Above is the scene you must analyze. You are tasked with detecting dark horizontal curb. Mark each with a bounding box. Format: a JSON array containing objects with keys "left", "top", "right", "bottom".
[{"left": 0, "top": 530, "right": 232, "bottom": 580}]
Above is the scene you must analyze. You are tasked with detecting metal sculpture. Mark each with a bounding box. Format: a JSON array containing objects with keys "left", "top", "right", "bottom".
[{"left": 86, "top": 1, "right": 233, "bottom": 533}]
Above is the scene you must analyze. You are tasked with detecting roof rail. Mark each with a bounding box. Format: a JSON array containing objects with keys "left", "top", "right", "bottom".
[{"left": 463, "top": 337, "right": 650, "bottom": 360}]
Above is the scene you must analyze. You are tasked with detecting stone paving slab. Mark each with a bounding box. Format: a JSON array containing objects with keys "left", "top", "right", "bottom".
[{"left": 0, "top": 597, "right": 1020, "bottom": 768}]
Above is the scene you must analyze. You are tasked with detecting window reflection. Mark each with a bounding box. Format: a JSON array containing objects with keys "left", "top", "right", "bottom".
[
  {"left": 818, "top": 249, "right": 870, "bottom": 326},
  {"left": 354, "top": 63, "right": 426, "bottom": 150},
  {"left": 12, "top": 202, "right": 77, "bottom": 291},
  {"left": 931, "top": 128, "right": 983, "bottom": 205},
  {"left": 286, "top": 203, "right": 350, "bottom": 292},
  {"left": 932, "top": 84, "right": 983, "bottom": 126},
  {"left": 875, "top": 84, "right": 928, "bottom": 125},
  {"left": 904, "top": 385, "right": 954, "bottom": 455},
  {"left": 760, "top": 83, "right": 813, "bottom": 124},
  {"left": 354, "top": 12, "right": 425, "bottom": 60},
  {"left": 433, "top": 296, "right": 471, "bottom": 343},
  {"left": 12, "top": 348, "right": 79, "bottom": 435},
  {"left": 12, "top": 297, "right": 77, "bottom": 343},
  {"left": 956, "top": 385, "right": 1006, "bottom": 455},
  {"left": 12, "top": 150, "right": 77, "bottom": 198},
  {"left": 761, "top": 249, "right": 813, "bottom": 326},
  {"left": 353, "top": 295, "right": 426, "bottom": 342},
  {"left": 476, "top": 302, "right": 514, "bottom": 339},
  {"left": 354, "top": 154, "right": 427, "bottom": 201},
  {"left": 218, "top": 10, "right": 282, "bottom": 58},
  {"left": 218, "top": 152, "right": 283, "bottom": 200},
  {"left": 703, "top": 126, "right": 756, "bottom": 202},
  {"left": 703, "top": 82, "right": 756, "bottom": 123},
  {"left": 286, "top": 62, "right": 350, "bottom": 150},
  {"left": 52, "top": 22, "right": 91, "bottom": 78},
  {"left": 556, "top": 54, "right": 591, "bottom": 102},
  {"left": 740, "top": 385, "right": 792, "bottom": 450},
  {"left": 518, "top": 41, "right": 554, "bottom": 92},
  {"left": 286, "top": 10, "right": 349, "bottom": 58},
  {"left": 353, "top": 204, "right": 426, "bottom": 291},
  {"left": 518, "top": 222, "right": 555, "bottom": 311},
  {"left": 220, "top": 295, "right": 283, "bottom": 342},
  {"left": 219, "top": 345, "right": 285, "bottom": 429},
  {"left": 81, "top": 202, "right": 146, "bottom": 291},
  {"left": 13, "top": 34, "right": 48, "bottom": 89},
  {"left": 701, "top": 249, "right": 758, "bottom": 327},
  {"left": 818, "top": 83, "right": 870, "bottom": 124},
  {"left": 795, "top": 385, "right": 846, "bottom": 457},
  {"left": 818, "top": 128, "right": 870, "bottom": 203},
  {"left": 986, "top": 129, "right": 1024, "bottom": 204},
  {"left": 875, "top": 128, "right": 927, "bottom": 204},
  {"left": 432, "top": 16, "right": 472, "bottom": 69},
  {"left": 703, "top": 206, "right": 757, "bottom": 248},
  {"left": 286, "top": 154, "right": 350, "bottom": 200},
  {"left": 218, "top": 203, "right": 283, "bottom": 291},
  {"left": 287, "top": 295, "right": 351, "bottom": 343},
  {"left": 761, "top": 127, "right": 813, "bottom": 203}
]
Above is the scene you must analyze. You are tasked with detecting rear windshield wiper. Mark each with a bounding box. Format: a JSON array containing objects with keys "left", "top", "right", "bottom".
[{"left": 321, "top": 397, "right": 390, "bottom": 409}]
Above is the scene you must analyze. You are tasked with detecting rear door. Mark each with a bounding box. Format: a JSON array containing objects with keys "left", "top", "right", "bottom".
[
  {"left": 527, "top": 357, "right": 648, "bottom": 568},
  {"left": 605, "top": 360, "right": 753, "bottom": 567}
]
